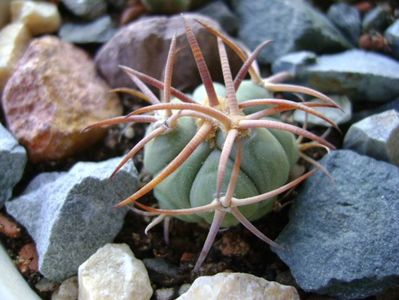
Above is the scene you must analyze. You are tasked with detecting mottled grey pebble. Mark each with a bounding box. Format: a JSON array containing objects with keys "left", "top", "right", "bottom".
[{"left": 327, "top": 3, "right": 361, "bottom": 45}]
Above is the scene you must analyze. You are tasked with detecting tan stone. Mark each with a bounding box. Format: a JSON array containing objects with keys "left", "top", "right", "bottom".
[
  {"left": 0, "top": 22, "right": 31, "bottom": 90},
  {"left": 177, "top": 272, "right": 300, "bottom": 300},
  {"left": 11, "top": 0, "right": 61, "bottom": 35},
  {"left": 0, "top": 0, "right": 12, "bottom": 29},
  {"left": 51, "top": 276, "right": 78, "bottom": 300},
  {"left": 2, "top": 36, "right": 122, "bottom": 162},
  {"left": 78, "top": 244, "right": 153, "bottom": 300}
]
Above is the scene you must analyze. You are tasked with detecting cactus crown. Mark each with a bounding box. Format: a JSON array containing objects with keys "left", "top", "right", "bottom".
[{"left": 86, "top": 17, "right": 340, "bottom": 271}]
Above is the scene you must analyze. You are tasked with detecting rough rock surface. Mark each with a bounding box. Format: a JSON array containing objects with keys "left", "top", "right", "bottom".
[
  {"left": 230, "top": 0, "right": 351, "bottom": 64},
  {"left": 59, "top": 15, "right": 116, "bottom": 44},
  {"left": 274, "top": 150, "right": 399, "bottom": 299},
  {"left": 298, "top": 49, "right": 399, "bottom": 102},
  {"left": 95, "top": 14, "right": 242, "bottom": 92},
  {"left": 6, "top": 157, "right": 138, "bottom": 281},
  {"left": 78, "top": 243, "right": 153, "bottom": 300},
  {"left": 11, "top": 0, "right": 61, "bottom": 35},
  {"left": 344, "top": 109, "right": 399, "bottom": 165},
  {"left": 327, "top": 3, "right": 361, "bottom": 45},
  {"left": 0, "top": 124, "right": 26, "bottom": 208},
  {"left": 177, "top": 272, "right": 300, "bottom": 300},
  {"left": 2, "top": 36, "right": 122, "bottom": 162}
]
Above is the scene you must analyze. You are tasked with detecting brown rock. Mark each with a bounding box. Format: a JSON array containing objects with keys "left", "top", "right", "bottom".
[
  {"left": 95, "top": 14, "right": 242, "bottom": 93},
  {"left": 2, "top": 36, "right": 122, "bottom": 162},
  {"left": 17, "top": 243, "right": 39, "bottom": 274},
  {"left": 0, "top": 213, "right": 21, "bottom": 238}
]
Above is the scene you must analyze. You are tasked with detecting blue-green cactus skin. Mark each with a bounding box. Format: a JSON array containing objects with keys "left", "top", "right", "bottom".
[{"left": 144, "top": 80, "right": 299, "bottom": 226}]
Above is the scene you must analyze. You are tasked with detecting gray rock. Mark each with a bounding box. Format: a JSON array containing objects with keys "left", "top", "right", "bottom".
[
  {"left": 95, "top": 14, "right": 242, "bottom": 92},
  {"left": 197, "top": 1, "right": 238, "bottom": 35},
  {"left": 299, "top": 49, "right": 399, "bottom": 102},
  {"left": 363, "top": 5, "right": 391, "bottom": 32},
  {"left": 344, "top": 109, "right": 399, "bottom": 165},
  {"left": 143, "top": 258, "right": 187, "bottom": 287},
  {"left": 385, "top": 19, "right": 399, "bottom": 59},
  {"left": 272, "top": 51, "right": 317, "bottom": 75},
  {"left": 59, "top": 15, "right": 116, "bottom": 44},
  {"left": 327, "top": 3, "right": 361, "bottom": 45},
  {"left": 61, "top": 0, "right": 106, "bottom": 20},
  {"left": 293, "top": 95, "right": 352, "bottom": 127},
  {"left": 155, "top": 288, "right": 175, "bottom": 300},
  {"left": 351, "top": 98, "right": 399, "bottom": 124},
  {"left": 230, "top": 0, "right": 351, "bottom": 64},
  {"left": 6, "top": 157, "right": 138, "bottom": 281},
  {"left": 273, "top": 150, "right": 399, "bottom": 299},
  {"left": 0, "top": 124, "right": 26, "bottom": 208}
]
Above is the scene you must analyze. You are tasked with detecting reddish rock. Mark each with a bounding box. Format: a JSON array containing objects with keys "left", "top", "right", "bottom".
[
  {"left": 0, "top": 213, "right": 21, "bottom": 238},
  {"left": 17, "top": 243, "right": 38, "bottom": 274},
  {"left": 95, "top": 14, "right": 242, "bottom": 93},
  {"left": 2, "top": 36, "right": 122, "bottom": 162}
]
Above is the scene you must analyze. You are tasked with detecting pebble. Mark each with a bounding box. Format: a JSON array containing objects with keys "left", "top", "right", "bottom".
[
  {"left": 143, "top": 258, "right": 186, "bottom": 286},
  {"left": 327, "top": 3, "right": 361, "bottom": 45},
  {"left": 0, "top": 243, "right": 41, "bottom": 300},
  {"left": 11, "top": 0, "right": 61, "bottom": 35},
  {"left": 274, "top": 150, "right": 399, "bottom": 299},
  {"left": 293, "top": 95, "right": 352, "bottom": 127},
  {"left": 59, "top": 15, "right": 116, "bottom": 44},
  {"left": 299, "top": 49, "right": 399, "bottom": 102},
  {"left": 271, "top": 51, "right": 317, "bottom": 75},
  {"left": 363, "top": 5, "right": 391, "bottom": 32},
  {"left": 0, "top": 124, "right": 27, "bottom": 208},
  {"left": 0, "top": 0, "right": 11, "bottom": 29},
  {"left": 95, "top": 14, "right": 243, "bottom": 92},
  {"left": 0, "top": 22, "right": 31, "bottom": 90},
  {"left": 344, "top": 109, "right": 399, "bottom": 165},
  {"left": 6, "top": 157, "right": 138, "bottom": 281},
  {"left": 61, "top": 0, "right": 106, "bottom": 20},
  {"left": 2, "top": 36, "right": 122, "bottom": 162},
  {"left": 154, "top": 288, "right": 175, "bottom": 300},
  {"left": 230, "top": 0, "right": 351, "bottom": 64},
  {"left": 385, "top": 19, "right": 399, "bottom": 59},
  {"left": 78, "top": 243, "right": 153, "bottom": 300},
  {"left": 51, "top": 276, "right": 78, "bottom": 300},
  {"left": 197, "top": 1, "right": 238, "bottom": 35},
  {"left": 177, "top": 272, "right": 300, "bottom": 300}
]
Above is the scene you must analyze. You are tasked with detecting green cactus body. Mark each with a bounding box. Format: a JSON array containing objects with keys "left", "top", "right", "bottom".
[{"left": 144, "top": 80, "right": 299, "bottom": 227}]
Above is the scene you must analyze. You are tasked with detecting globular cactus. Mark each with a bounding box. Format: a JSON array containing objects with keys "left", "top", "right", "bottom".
[{"left": 86, "top": 18, "right": 339, "bottom": 271}]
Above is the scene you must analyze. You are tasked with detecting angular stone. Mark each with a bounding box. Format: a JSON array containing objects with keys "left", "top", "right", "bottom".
[
  {"left": 0, "top": 243, "right": 41, "bottom": 300},
  {"left": 344, "top": 109, "right": 399, "bottom": 165},
  {"left": 61, "top": 0, "right": 107, "bottom": 20},
  {"left": 293, "top": 95, "right": 352, "bottom": 127},
  {"left": 59, "top": 15, "right": 116, "bottom": 44},
  {"left": 2, "top": 36, "right": 122, "bottom": 162},
  {"left": 230, "top": 0, "right": 351, "bottom": 64},
  {"left": 327, "top": 3, "right": 361, "bottom": 45},
  {"left": 0, "top": 0, "right": 11, "bottom": 29},
  {"left": 51, "top": 276, "right": 78, "bottom": 300},
  {"left": 363, "top": 5, "right": 390, "bottom": 32},
  {"left": 95, "top": 14, "right": 242, "bottom": 92},
  {"left": 78, "top": 243, "right": 153, "bottom": 300},
  {"left": 0, "top": 22, "right": 31, "bottom": 90},
  {"left": 6, "top": 157, "right": 138, "bottom": 281},
  {"left": 385, "top": 20, "right": 399, "bottom": 59},
  {"left": 299, "top": 49, "right": 399, "bottom": 102},
  {"left": 0, "top": 124, "right": 26, "bottom": 208},
  {"left": 11, "top": 0, "right": 61, "bottom": 35},
  {"left": 177, "top": 272, "right": 300, "bottom": 300},
  {"left": 274, "top": 150, "right": 399, "bottom": 299},
  {"left": 197, "top": 1, "right": 238, "bottom": 35},
  {"left": 272, "top": 51, "right": 317, "bottom": 75}
]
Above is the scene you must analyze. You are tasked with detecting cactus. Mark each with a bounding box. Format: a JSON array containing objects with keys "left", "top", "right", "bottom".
[{"left": 85, "top": 18, "right": 339, "bottom": 271}]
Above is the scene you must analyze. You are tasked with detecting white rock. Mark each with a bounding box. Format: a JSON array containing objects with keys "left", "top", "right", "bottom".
[
  {"left": 78, "top": 243, "right": 153, "bottom": 300},
  {"left": 177, "top": 272, "right": 300, "bottom": 300},
  {"left": 0, "top": 243, "right": 41, "bottom": 300},
  {"left": 11, "top": 0, "right": 61, "bottom": 35},
  {"left": 52, "top": 276, "right": 78, "bottom": 300}
]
